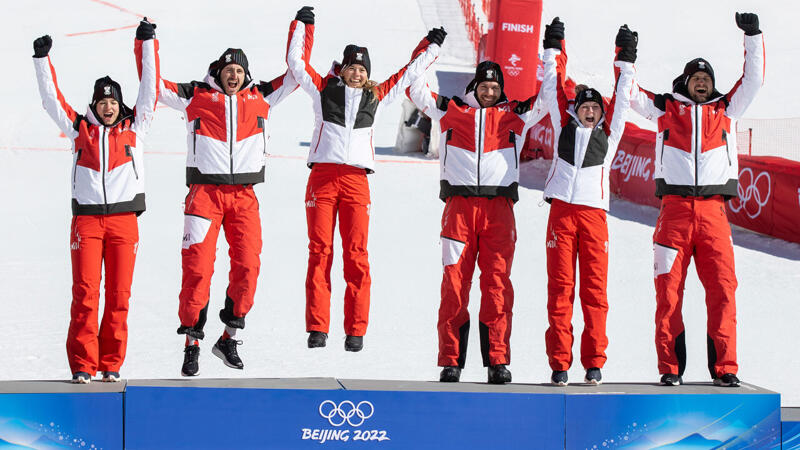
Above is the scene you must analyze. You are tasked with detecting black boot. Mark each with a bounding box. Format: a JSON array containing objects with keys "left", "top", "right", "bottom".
[
  {"left": 345, "top": 335, "right": 363, "bottom": 352},
  {"left": 487, "top": 364, "right": 512, "bottom": 384},
  {"left": 439, "top": 366, "right": 461, "bottom": 382},
  {"left": 212, "top": 337, "right": 244, "bottom": 369},
  {"left": 308, "top": 331, "right": 328, "bottom": 348},
  {"left": 181, "top": 345, "right": 200, "bottom": 377}
]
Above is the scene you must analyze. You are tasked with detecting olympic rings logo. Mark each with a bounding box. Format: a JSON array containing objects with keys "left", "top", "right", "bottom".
[
  {"left": 729, "top": 167, "right": 771, "bottom": 219},
  {"left": 319, "top": 400, "right": 374, "bottom": 427}
]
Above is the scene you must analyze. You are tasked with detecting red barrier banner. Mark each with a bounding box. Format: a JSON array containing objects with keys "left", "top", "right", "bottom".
[
  {"left": 727, "top": 156, "right": 800, "bottom": 244},
  {"left": 609, "top": 124, "right": 659, "bottom": 208},
  {"left": 484, "top": 0, "right": 543, "bottom": 100}
]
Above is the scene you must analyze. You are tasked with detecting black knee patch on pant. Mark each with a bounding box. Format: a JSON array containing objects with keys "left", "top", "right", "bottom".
[
  {"left": 456, "top": 320, "right": 470, "bottom": 369},
  {"left": 480, "top": 321, "right": 491, "bottom": 367},
  {"left": 707, "top": 334, "right": 718, "bottom": 379},
  {"left": 177, "top": 301, "right": 209, "bottom": 339},
  {"left": 676, "top": 331, "right": 687, "bottom": 376},
  {"left": 219, "top": 295, "right": 245, "bottom": 329}
]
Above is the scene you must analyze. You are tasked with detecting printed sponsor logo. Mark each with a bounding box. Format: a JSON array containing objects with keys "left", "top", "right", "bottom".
[
  {"left": 225, "top": 54, "right": 232, "bottom": 63},
  {"left": 728, "top": 167, "right": 771, "bottom": 219},
  {"left": 103, "top": 86, "right": 111, "bottom": 96},
  {"left": 546, "top": 227, "right": 557, "bottom": 249},
  {"left": 300, "top": 400, "right": 390, "bottom": 444},
  {"left": 610, "top": 150, "right": 653, "bottom": 182},
  {"left": 501, "top": 22, "right": 536, "bottom": 34}
]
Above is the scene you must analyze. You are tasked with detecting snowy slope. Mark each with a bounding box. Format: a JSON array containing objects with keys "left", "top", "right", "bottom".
[{"left": 1, "top": 0, "right": 799, "bottom": 407}]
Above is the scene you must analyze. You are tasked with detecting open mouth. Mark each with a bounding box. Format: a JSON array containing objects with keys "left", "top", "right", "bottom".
[
  {"left": 585, "top": 116, "right": 595, "bottom": 123},
  {"left": 103, "top": 112, "right": 114, "bottom": 121}
]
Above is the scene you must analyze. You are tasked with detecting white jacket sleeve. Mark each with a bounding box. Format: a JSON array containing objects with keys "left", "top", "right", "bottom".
[
  {"left": 132, "top": 38, "right": 159, "bottom": 136},
  {"left": 287, "top": 20, "right": 325, "bottom": 95},
  {"left": 725, "top": 32, "right": 765, "bottom": 119},
  {"left": 33, "top": 56, "right": 80, "bottom": 139},
  {"left": 407, "top": 76, "right": 446, "bottom": 121},
  {"left": 604, "top": 59, "right": 636, "bottom": 165},
  {"left": 374, "top": 39, "right": 440, "bottom": 105}
]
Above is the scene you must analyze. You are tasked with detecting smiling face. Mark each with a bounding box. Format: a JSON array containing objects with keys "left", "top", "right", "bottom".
[
  {"left": 475, "top": 81, "right": 502, "bottom": 108},
  {"left": 341, "top": 64, "right": 368, "bottom": 88},
  {"left": 219, "top": 64, "right": 245, "bottom": 95},
  {"left": 576, "top": 101, "right": 602, "bottom": 128},
  {"left": 687, "top": 71, "right": 714, "bottom": 103},
  {"left": 95, "top": 98, "right": 120, "bottom": 125}
]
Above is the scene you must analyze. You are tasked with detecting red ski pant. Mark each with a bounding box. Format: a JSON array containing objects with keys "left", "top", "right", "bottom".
[
  {"left": 438, "top": 196, "right": 516, "bottom": 368},
  {"left": 653, "top": 195, "right": 737, "bottom": 378},
  {"left": 305, "top": 163, "right": 371, "bottom": 336},
  {"left": 68, "top": 213, "right": 138, "bottom": 375},
  {"left": 179, "top": 184, "right": 261, "bottom": 333},
  {"left": 544, "top": 200, "right": 609, "bottom": 371}
]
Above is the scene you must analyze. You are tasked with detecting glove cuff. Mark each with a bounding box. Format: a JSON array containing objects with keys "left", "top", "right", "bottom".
[{"left": 744, "top": 29, "right": 761, "bottom": 36}]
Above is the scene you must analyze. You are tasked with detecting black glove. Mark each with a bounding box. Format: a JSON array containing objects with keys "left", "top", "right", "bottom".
[
  {"left": 426, "top": 27, "right": 447, "bottom": 46},
  {"left": 136, "top": 17, "right": 156, "bottom": 40},
  {"left": 736, "top": 12, "right": 760, "bottom": 36},
  {"left": 615, "top": 24, "right": 638, "bottom": 63},
  {"left": 543, "top": 17, "right": 564, "bottom": 50},
  {"left": 295, "top": 6, "right": 315, "bottom": 25},
  {"left": 33, "top": 35, "right": 52, "bottom": 58}
]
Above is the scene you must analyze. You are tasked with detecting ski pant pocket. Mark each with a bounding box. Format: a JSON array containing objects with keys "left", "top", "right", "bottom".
[
  {"left": 653, "top": 242, "right": 679, "bottom": 278},
  {"left": 441, "top": 236, "right": 466, "bottom": 267},
  {"left": 182, "top": 214, "right": 212, "bottom": 249}
]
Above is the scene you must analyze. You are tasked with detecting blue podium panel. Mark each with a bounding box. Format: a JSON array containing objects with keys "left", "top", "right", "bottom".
[
  {"left": 125, "top": 378, "right": 564, "bottom": 449},
  {"left": 0, "top": 381, "right": 123, "bottom": 449},
  {"left": 782, "top": 408, "right": 800, "bottom": 449},
  {"left": 564, "top": 383, "right": 780, "bottom": 449}
]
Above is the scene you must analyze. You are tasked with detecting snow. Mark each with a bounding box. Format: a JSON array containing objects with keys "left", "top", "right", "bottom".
[{"left": 1, "top": 0, "right": 799, "bottom": 407}]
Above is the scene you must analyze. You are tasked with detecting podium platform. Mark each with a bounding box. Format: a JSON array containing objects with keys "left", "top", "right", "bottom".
[{"left": 0, "top": 378, "right": 787, "bottom": 449}]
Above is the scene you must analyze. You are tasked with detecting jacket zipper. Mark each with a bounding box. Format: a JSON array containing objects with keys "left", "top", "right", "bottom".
[
  {"left": 443, "top": 128, "right": 453, "bottom": 170},
  {"left": 509, "top": 130, "right": 518, "bottom": 169},
  {"left": 258, "top": 116, "right": 267, "bottom": 157},
  {"left": 477, "top": 110, "right": 484, "bottom": 189},
  {"left": 125, "top": 145, "right": 139, "bottom": 180},
  {"left": 193, "top": 118, "right": 201, "bottom": 156},
  {"left": 73, "top": 148, "right": 82, "bottom": 189},
  {"left": 660, "top": 129, "right": 669, "bottom": 164},
  {"left": 722, "top": 129, "right": 731, "bottom": 166},
  {"left": 229, "top": 96, "right": 235, "bottom": 181},
  {"left": 101, "top": 128, "right": 108, "bottom": 213},
  {"left": 694, "top": 106, "right": 700, "bottom": 193}
]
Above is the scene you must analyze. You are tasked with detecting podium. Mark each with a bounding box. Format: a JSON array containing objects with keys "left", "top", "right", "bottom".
[{"left": 0, "top": 379, "right": 786, "bottom": 449}]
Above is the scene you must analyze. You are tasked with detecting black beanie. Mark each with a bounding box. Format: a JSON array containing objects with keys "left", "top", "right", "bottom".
[
  {"left": 341, "top": 45, "right": 371, "bottom": 77},
  {"left": 465, "top": 60, "right": 504, "bottom": 94},
  {"left": 91, "top": 76, "right": 124, "bottom": 105},
  {"left": 574, "top": 87, "right": 604, "bottom": 113},
  {"left": 210, "top": 48, "right": 252, "bottom": 88},
  {"left": 683, "top": 58, "right": 715, "bottom": 86}
]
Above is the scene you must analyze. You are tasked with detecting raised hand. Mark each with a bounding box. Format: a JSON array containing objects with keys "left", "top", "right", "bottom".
[
  {"left": 543, "top": 17, "right": 564, "bottom": 50},
  {"left": 426, "top": 27, "right": 447, "bottom": 46},
  {"left": 615, "top": 24, "right": 638, "bottom": 63},
  {"left": 33, "top": 35, "right": 52, "bottom": 58},
  {"left": 136, "top": 17, "right": 157, "bottom": 40},
  {"left": 735, "top": 12, "right": 760, "bottom": 36},
  {"left": 296, "top": 6, "right": 315, "bottom": 25}
]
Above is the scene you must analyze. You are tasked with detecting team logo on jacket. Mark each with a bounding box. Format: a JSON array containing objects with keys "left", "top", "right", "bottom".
[
  {"left": 728, "top": 167, "right": 771, "bottom": 219},
  {"left": 679, "top": 104, "right": 687, "bottom": 115},
  {"left": 212, "top": 92, "right": 220, "bottom": 103}
]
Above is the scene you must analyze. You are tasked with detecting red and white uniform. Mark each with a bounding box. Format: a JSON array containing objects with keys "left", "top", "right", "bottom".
[
  {"left": 34, "top": 38, "right": 160, "bottom": 376},
  {"left": 539, "top": 46, "right": 636, "bottom": 371},
  {"left": 631, "top": 33, "right": 764, "bottom": 378},
  {"left": 287, "top": 20, "right": 439, "bottom": 337},
  {"left": 159, "top": 55, "right": 298, "bottom": 337},
  {"left": 408, "top": 77, "right": 547, "bottom": 368}
]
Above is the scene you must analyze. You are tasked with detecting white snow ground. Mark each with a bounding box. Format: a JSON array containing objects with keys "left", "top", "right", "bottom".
[{"left": 1, "top": 0, "right": 799, "bottom": 406}]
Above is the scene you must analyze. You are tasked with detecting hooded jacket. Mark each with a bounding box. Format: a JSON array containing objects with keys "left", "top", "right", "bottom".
[
  {"left": 158, "top": 53, "right": 298, "bottom": 185},
  {"left": 34, "top": 37, "right": 159, "bottom": 216},
  {"left": 630, "top": 32, "right": 765, "bottom": 198},
  {"left": 541, "top": 46, "right": 636, "bottom": 211},
  {"left": 287, "top": 20, "right": 439, "bottom": 173},
  {"left": 407, "top": 75, "right": 547, "bottom": 202}
]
